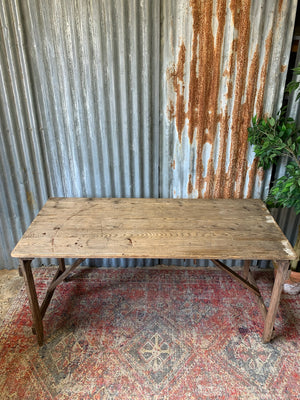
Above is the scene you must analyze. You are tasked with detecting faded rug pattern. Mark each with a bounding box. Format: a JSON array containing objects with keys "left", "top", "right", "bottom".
[{"left": 0, "top": 267, "right": 299, "bottom": 400}]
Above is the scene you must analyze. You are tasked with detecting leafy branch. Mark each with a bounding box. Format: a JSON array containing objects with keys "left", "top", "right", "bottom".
[
  {"left": 248, "top": 111, "right": 300, "bottom": 169},
  {"left": 286, "top": 65, "right": 300, "bottom": 101},
  {"left": 247, "top": 110, "right": 300, "bottom": 215}
]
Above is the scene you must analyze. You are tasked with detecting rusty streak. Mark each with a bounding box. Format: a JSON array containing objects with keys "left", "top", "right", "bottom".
[
  {"left": 167, "top": 42, "right": 186, "bottom": 142},
  {"left": 167, "top": 100, "right": 175, "bottom": 120},
  {"left": 234, "top": 46, "right": 260, "bottom": 199},
  {"left": 256, "top": 29, "right": 273, "bottom": 118},
  {"left": 247, "top": 158, "right": 259, "bottom": 199},
  {"left": 187, "top": 174, "right": 193, "bottom": 195},
  {"left": 202, "top": 0, "right": 227, "bottom": 199},
  {"left": 223, "top": 0, "right": 252, "bottom": 199},
  {"left": 186, "top": 0, "right": 228, "bottom": 197},
  {"left": 167, "top": 0, "right": 275, "bottom": 200},
  {"left": 214, "top": 112, "right": 229, "bottom": 198}
]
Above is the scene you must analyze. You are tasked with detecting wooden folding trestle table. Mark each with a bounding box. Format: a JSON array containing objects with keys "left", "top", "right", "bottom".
[{"left": 11, "top": 198, "right": 297, "bottom": 346}]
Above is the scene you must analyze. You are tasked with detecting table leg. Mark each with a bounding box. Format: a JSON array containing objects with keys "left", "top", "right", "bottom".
[
  {"left": 19, "top": 259, "right": 44, "bottom": 346},
  {"left": 58, "top": 258, "right": 66, "bottom": 272},
  {"left": 242, "top": 260, "right": 251, "bottom": 279},
  {"left": 263, "top": 260, "right": 289, "bottom": 343}
]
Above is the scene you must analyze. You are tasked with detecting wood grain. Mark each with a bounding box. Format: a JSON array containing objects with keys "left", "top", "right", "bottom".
[{"left": 11, "top": 198, "right": 297, "bottom": 261}]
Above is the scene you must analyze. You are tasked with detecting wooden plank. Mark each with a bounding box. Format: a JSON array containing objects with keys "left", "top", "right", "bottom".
[{"left": 11, "top": 198, "right": 297, "bottom": 261}]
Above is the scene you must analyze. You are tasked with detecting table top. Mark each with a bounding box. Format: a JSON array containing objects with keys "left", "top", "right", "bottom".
[{"left": 11, "top": 197, "right": 297, "bottom": 260}]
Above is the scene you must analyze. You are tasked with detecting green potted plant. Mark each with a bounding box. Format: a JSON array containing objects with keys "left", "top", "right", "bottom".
[{"left": 247, "top": 65, "right": 300, "bottom": 295}]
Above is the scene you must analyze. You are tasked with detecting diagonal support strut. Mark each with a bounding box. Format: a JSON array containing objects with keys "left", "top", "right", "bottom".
[
  {"left": 47, "top": 258, "right": 86, "bottom": 293},
  {"left": 210, "top": 259, "right": 261, "bottom": 296}
]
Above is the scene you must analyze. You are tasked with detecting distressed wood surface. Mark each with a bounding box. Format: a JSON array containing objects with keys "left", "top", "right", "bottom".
[{"left": 11, "top": 198, "right": 296, "bottom": 260}]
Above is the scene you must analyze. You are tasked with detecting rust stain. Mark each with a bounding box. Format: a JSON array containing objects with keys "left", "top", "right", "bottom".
[
  {"left": 246, "top": 162, "right": 265, "bottom": 198},
  {"left": 203, "top": 0, "right": 227, "bottom": 198},
  {"left": 167, "top": 0, "right": 274, "bottom": 200},
  {"left": 214, "top": 112, "right": 229, "bottom": 198},
  {"left": 222, "top": 0, "right": 252, "bottom": 199},
  {"left": 176, "top": 42, "right": 186, "bottom": 82},
  {"left": 278, "top": 0, "right": 284, "bottom": 14},
  {"left": 280, "top": 64, "right": 287, "bottom": 73},
  {"left": 167, "top": 101, "right": 175, "bottom": 120},
  {"left": 171, "top": 159, "right": 176, "bottom": 170},
  {"left": 246, "top": 158, "right": 258, "bottom": 198},
  {"left": 234, "top": 45, "right": 260, "bottom": 199},
  {"left": 227, "top": 80, "right": 233, "bottom": 100},
  {"left": 188, "top": 0, "right": 214, "bottom": 196},
  {"left": 230, "top": 0, "right": 240, "bottom": 29},
  {"left": 244, "top": 29, "right": 272, "bottom": 197},
  {"left": 187, "top": 174, "right": 193, "bottom": 195},
  {"left": 167, "top": 42, "right": 186, "bottom": 142},
  {"left": 185, "top": 0, "right": 227, "bottom": 198},
  {"left": 256, "top": 29, "right": 273, "bottom": 118},
  {"left": 26, "top": 191, "right": 36, "bottom": 210},
  {"left": 214, "top": 32, "right": 239, "bottom": 198},
  {"left": 223, "top": 38, "right": 238, "bottom": 99}
]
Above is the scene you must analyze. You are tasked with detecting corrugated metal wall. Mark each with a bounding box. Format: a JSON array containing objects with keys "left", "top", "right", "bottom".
[
  {"left": 161, "top": 0, "right": 295, "bottom": 200},
  {"left": 0, "top": 0, "right": 298, "bottom": 269}
]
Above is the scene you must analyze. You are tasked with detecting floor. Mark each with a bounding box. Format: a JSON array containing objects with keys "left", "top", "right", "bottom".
[
  {"left": 0, "top": 269, "right": 23, "bottom": 320},
  {"left": 1, "top": 266, "right": 299, "bottom": 399}
]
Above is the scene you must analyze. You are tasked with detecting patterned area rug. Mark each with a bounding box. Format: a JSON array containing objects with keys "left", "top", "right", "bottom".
[{"left": 0, "top": 266, "right": 299, "bottom": 400}]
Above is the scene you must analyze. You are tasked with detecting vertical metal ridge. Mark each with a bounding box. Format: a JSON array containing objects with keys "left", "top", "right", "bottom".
[
  {"left": 117, "top": 1, "right": 131, "bottom": 197},
  {"left": 131, "top": 0, "right": 142, "bottom": 197}
]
